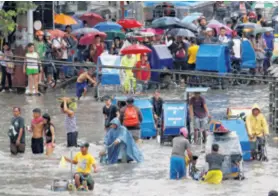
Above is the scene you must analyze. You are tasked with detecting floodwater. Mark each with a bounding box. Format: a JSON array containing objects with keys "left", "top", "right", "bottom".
[{"left": 0, "top": 84, "right": 277, "bottom": 196}]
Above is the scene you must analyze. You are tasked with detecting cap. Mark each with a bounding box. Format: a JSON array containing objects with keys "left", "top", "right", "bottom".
[
  {"left": 35, "top": 30, "right": 44, "bottom": 36},
  {"left": 206, "top": 27, "right": 213, "bottom": 32},
  {"left": 180, "top": 127, "right": 188, "bottom": 138},
  {"left": 126, "top": 97, "right": 134, "bottom": 104},
  {"left": 80, "top": 142, "right": 90, "bottom": 148},
  {"left": 103, "top": 96, "right": 111, "bottom": 101}
]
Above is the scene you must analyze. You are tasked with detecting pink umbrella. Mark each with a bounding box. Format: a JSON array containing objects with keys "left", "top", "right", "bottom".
[
  {"left": 80, "top": 13, "right": 105, "bottom": 27},
  {"left": 207, "top": 22, "right": 232, "bottom": 35},
  {"left": 79, "top": 32, "right": 107, "bottom": 45},
  {"left": 141, "top": 28, "right": 164, "bottom": 35}
]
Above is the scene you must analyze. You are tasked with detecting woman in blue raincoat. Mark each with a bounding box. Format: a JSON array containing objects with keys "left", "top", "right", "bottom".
[{"left": 100, "top": 118, "right": 143, "bottom": 164}]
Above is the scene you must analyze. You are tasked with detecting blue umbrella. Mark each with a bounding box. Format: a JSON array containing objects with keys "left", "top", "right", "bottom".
[
  {"left": 182, "top": 15, "right": 200, "bottom": 24},
  {"left": 94, "top": 22, "right": 122, "bottom": 32}
]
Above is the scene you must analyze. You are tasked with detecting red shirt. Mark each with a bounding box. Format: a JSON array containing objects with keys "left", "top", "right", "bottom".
[
  {"left": 93, "top": 43, "right": 104, "bottom": 64},
  {"left": 135, "top": 61, "right": 151, "bottom": 81}
]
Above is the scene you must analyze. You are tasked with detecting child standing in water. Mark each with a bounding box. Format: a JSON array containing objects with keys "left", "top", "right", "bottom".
[
  {"left": 31, "top": 108, "right": 44, "bottom": 154},
  {"left": 42, "top": 113, "right": 55, "bottom": 156},
  {"left": 60, "top": 97, "right": 78, "bottom": 147}
]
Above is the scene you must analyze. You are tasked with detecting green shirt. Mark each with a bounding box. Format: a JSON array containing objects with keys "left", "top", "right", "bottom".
[{"left": 34, "top": 41, "right": 46, "bottom": 60}]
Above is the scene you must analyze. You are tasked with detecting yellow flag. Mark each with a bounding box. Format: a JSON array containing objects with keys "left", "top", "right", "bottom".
[{"left": 59, "top": 156, "right": 67, "bottom": 168}]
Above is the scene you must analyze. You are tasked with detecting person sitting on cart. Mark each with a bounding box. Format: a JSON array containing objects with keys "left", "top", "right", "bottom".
[
  {"left": 151, "top": 90, "right": 163, "bottom": 127},
  {"left": 246, "top": 104, "right": 269, "bottom": 159},
  {"left": 64, "top": 142, "right": 97, "bottom": 191},
  {"left": 120, "top": 54, "right": 137, "bottom": 94},
  {"left": 170, "top": 127, "right": 192, "bottom": 180},
  {"left": 189, "top": 92, "right": 211, "bottom": 144},
  {"left": 120, "top": 97, "right": 143, "bottom": 143},
  {"left": 99, "top": 118, "right": 143, "bottom": 164},
  {"left": 76, "top": 68, "right": 97, "bottom": 100},
  {"left": 201, "top": 144, "right": 224, "bottom": 184}
]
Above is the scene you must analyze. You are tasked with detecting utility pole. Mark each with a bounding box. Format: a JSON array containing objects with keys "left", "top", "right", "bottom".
[{"left": 27, "top": 8, "right": 34, "bottom": 43}]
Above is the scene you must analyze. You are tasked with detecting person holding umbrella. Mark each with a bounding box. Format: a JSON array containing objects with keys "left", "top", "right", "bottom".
[{"left": 88, "top": 35, "right": 105, "bottom": 64}]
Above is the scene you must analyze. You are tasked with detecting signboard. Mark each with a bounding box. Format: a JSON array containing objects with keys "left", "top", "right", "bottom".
[{"left": 163, "top": 103, "right": 186, "bottom": 127}]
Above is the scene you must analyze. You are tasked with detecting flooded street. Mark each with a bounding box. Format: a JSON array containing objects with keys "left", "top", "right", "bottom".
[{"left": 0, "top": 84, "right": 277, "bottom": 196}]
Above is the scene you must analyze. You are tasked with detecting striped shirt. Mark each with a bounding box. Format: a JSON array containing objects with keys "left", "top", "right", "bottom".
[
  {"left": 65, "top": 115, "right": 77, "bottom": 133},
  {"left": 25, "top": 52, "right": 39, "bottom": 70}
]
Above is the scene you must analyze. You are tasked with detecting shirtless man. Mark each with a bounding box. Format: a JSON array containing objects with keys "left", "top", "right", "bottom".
[
  {"left": 76, "top": 69, "right": 97, "bottom": 100},
  {"left": 31, "top": 108, "right": 44, "bottom": 154}
]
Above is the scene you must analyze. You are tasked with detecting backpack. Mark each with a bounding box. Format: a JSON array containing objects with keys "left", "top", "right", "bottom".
[
  {"left": 123, "top": 106, "right": 140, "bottom": 127},
  {"left": 176, "top": 48, "right": 186, "bottom": 58}
]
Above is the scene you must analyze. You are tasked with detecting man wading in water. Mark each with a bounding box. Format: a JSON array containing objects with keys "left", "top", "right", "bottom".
[
  {"left": 76, "top": 69, "right": 97, "bottom": 100},
  {"left": 31, "top": 108, "right": 44, "bottom": 154}
]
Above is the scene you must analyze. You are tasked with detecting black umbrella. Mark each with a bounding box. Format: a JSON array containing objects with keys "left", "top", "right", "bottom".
[{"left": 151, "top": 17, "right": 186, "bottom": 29}]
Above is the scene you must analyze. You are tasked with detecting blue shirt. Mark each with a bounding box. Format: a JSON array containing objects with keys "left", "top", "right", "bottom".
[{"left": 263, "top": 33, "right": 274, "bottom": 50}]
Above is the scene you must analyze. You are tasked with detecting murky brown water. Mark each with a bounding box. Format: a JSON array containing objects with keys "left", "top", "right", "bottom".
[{"left": 0, "top": 84, "right": 277, "bottom": 196}]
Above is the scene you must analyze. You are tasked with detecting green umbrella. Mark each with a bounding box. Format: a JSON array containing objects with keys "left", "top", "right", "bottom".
[
  {"left": 252, "top": 2, "right": 274, "bottom": 9},
  {"left": 104, "top": 31, "right": 125, "bottom": 40}
]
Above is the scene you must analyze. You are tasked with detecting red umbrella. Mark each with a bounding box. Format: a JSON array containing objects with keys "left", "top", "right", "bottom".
[
  {"left": 117, "top": 19, "right": 142, "bottom": 29},
  {"left": 121, "top": 44, "right": 152, "bottom": 55},
  {"left": 80, "top": 13, "right": 104, "bottom": 27},
  {"left": 47, "top": 29, "right": 66, "bottom": 39},
  {"left": 79, "top": 32, "right": 107, "bottom": 45}
]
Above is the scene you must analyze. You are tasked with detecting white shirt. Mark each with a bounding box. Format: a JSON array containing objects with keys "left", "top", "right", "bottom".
[{"left": 219, "top": 35, "right": 230, "bottom": 43}]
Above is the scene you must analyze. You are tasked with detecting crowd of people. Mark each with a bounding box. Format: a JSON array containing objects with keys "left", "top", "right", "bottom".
[
  {"left": 7, "top": 86, "right": 272, "bottom": 191},
  {"left": 0, "top": 2, "right": 276, "bottom": 94}
]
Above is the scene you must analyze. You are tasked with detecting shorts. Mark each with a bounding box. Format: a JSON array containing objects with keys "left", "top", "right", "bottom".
[
  {"left": 194, "top": 117, "right": 208, "bottom": 130},
  {"left": 74, "top": 173, "right": 94, "bottom": 190},
  {"left": 31, "top": 137, "right": 44, "bottom": 154},
  {"left": 202, "top": 170, "right": 223, "bottom": 184},
  {"left": 76, "top": 82, "right": 87, "bottom": 98},
  {"left": 127, "top": 128, "right": 140, "bottom": 140},
  {"left": 10, "top": 143, "right": 25, "bottom": 155},
  {"left": 170, "top": 155, "right": 186, "bottom": 179},
  {"left": 67, "top": 132, "right": 78, "bottom": 147},
  {"left": 26, "top": 68, "right": 39, "bottom": 75},
  {"left": 43, "top": 63, "right": 54, "bottom": 75}
]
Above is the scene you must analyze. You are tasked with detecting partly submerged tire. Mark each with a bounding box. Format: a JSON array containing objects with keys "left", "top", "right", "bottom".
[{"left": 233, "top": 70, "right": 251, "bottom": 86}]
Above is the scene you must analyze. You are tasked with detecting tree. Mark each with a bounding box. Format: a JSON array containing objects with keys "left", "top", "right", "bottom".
[{"left": 0, "top": 2, "right": 37, "bottom": 36}]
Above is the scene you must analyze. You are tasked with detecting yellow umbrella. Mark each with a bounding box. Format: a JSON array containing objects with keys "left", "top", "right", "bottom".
[{"left": 54, "top": 14, "right": 77, "bottom": 25}]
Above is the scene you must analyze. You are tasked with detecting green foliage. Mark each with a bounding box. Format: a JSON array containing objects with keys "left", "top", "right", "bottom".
[{"left": 0, "top": 2, "right": 37, "bottom": 36}]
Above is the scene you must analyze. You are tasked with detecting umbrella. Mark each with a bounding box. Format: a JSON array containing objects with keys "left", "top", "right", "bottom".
[
  {"left": 207, "top": 20, "right": 232, "bottom": 35},
  {"left": 117, "top": 19, "right": 142, "bottom": 29},
  {"left": 94, "top": 22, "right": 122, "bottom": 32},
  {"left": 252, "top": 2, "right": 275, "bottom": 9},
  {"left": 72, "top": 28, "right": 100, "bottom": 36},
  {"left": 105, "top": 31, "right": 126, "bottom": 40},
  {"left": 56, "top": 15, "right": 84, "bottom": 31},
  {"left": 151, "top": 17, "right": 185, "bottom": 29},
  {"left": 47, "top": 29, "right": 66, "bottom": 38},
  {"left": 141, "top": 28, "right": 164, "bottom": 35},
  {"left": 54, "top": 14, "right": 77, "bottom": 25},
  {"left": 239, "top": 23, "right": 262, "bottom": 29},
  {"left": 121, "top": 44, "right": 152, "bottom": 55},
  {"left": 181, "top": 22, "right": 199, "bottom": 33},
  {"left": 80, "top": 13, "right": 104, "bottom": 27},
  {"left": 253, "top": 27, "right": 274, "bottom": 35},
  {"left": 79, "top": 32, "right": 107, "bottom": 45},
  {"left": 190, "top": 12, "right": 203, "bottom": 16},
  {"left": 167, "top": 28, "right": 196, "bottom": 38},
  {"left": 138, "top": 31, "right": 155, "bottom": 37},
  {"left": 182, "top": 15, "right": 200, "bottom": 24}
]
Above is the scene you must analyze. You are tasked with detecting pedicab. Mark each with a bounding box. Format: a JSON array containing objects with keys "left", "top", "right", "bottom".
[
  {"left": 96, "top": 54, "right": 122, "bottom": 100},
  {"left": 159, "top": 100, "right": 187, "bottom": 145},
  {"left": 226, "top": 107, "right": 252, "bottom": 161},
  {"left": 206, "top": 124, "right": 245, "bottom": 180},
  {"left": 112, "top": 96, "right": 156, "bottom": 139}
]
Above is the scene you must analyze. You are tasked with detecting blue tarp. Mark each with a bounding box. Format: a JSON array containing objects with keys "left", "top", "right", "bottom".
[
  {"left": 221, "top": 119, "right": 251, "bottom": 161},
  {"left": 162, "top": 102, "right": 187, "bottom": 136},
  {"left": 98, "top": 55, "right": 121, "bottom": 85},
  {"left": 196, "top": 44, "right": 230, "bottom": 73},
  {"left": 241, "top": 40, "right": 256, "bottom": 69},
  {"left": 144, "top": 1, "right": 198, "bottom": 7}
]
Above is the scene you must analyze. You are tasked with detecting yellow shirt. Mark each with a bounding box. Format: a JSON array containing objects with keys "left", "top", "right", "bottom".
[
  {"left": 121, "top": 55, "right": 137, "bottom": 77},
  {"left": 188, "top": 45, "right": 199, "bottom": 64},
  {"left": 73, "top": 152, "right": 96, "bottom": 174}
]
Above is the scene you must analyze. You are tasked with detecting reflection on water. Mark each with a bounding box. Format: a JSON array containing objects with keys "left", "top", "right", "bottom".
[{"left": 0, "top": 85, "right": 277, "bottom": 196}]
